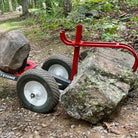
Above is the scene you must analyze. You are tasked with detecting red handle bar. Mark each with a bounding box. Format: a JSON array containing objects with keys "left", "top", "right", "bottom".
[{"left": 60, "top": 25, "right": 138, "bottom": 81}]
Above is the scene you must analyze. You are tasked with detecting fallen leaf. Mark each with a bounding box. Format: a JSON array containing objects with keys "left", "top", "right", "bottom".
[
  {"left": 103, "top": 122, "right": 111, "bottom": 130},
  {"left": 103, "top": 122, "right": 121, "bottom": 135}
]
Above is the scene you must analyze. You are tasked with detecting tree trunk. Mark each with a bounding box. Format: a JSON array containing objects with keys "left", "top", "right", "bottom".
[
  {"left": 14, "top": 0, "right": 18, "bottom": 8},
  {"left": 1, "top": 0, "right": 5, "bottom": 13},
  {"left": 45, "top": 0, "right": 52, "bottom": 13},
  {"left": 28, "top": 0, "right": 35, "bottom": 8},
  {"left": 63, "top": 0, "right": 72, "bottom": 17},
  {"left": 9, "top": 0, "right": 13, "bottom": 12},
  {"left": 32, "top": 0, "right": 35, "bottom": 8},
  {"left": 21, "top": 0, "right": 30, "bottom": 16}
]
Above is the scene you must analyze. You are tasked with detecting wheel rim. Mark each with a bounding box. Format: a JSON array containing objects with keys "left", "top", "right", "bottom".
[
  {"left": 48, "top": 64, "right": 69, "bottom": 79},
  {"left": 24, "top": 81, "right": 47, "bottom": 106}
]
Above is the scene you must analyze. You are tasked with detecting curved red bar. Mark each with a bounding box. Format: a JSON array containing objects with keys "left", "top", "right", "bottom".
[
  {"left": 60, "top": 31, "right": 73, "bottom": 46},
  {"left": 60, "top": 25, "right": 138, "bottom": 80}
]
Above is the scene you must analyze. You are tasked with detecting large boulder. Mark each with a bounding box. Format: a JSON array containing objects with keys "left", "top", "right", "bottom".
[
  {"left": 60, "top": 48, "right": 138, "bottom": 124},
  {"left": 0, "top": 30, "right": 30, "bottom": 73}
]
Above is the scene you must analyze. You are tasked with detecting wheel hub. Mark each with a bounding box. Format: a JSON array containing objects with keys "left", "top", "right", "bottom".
[
  {"left": 48, "top": 64, "right": 69, "bottom": 79},
  {"left": 30, "top": 93, "right": 35, "bottom": 98},
  {"left": 24, "top": 81, "right": 48, "bottom": 106}
]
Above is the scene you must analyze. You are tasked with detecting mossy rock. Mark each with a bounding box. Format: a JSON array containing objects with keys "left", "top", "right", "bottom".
[{"left": 60, "top": 48, "right": 138, "bottom": 124}]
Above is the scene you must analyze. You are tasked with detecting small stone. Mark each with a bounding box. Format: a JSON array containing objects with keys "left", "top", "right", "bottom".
[
  {"left": 33, "top": 113, "right": 37, "bottom": 116},
  {"left": 34, "top": 131, "right": 39, "bottom": 135},
  {"left": 103, "top": 130, "right": 108, "bottom": 134},
  {"left": 29, "top": 134, "right": 34, "bottom": 138},
  {"left": 16, "top": 132, "right": 21, "bottom": 136},
  {"left": 71, "top": 124, "right": 75, "bottom": 128},
  {"left": 111, "top": 122, "right": 119, "bottom": 126},
  {"left": 52, "top": 133, "right": 56, "bottom": 137},
  {"left": 87, "top": 131, "right": 90, "bottom": 135},
  {"left": 34, "top": 135, "right": 41, "bottom": 138},
  {"left": 12, "top": 127, "right": 18, "bottom": 130},
  {"left": 78, "top": 124, "right": 81, "bottom": 127},
  {"left": 8, "top": 131, "right": 14, "bottom": 135},
  {"left": 63, "top": 132, "right": 68, "bottom": 137},
  {"left": 47, "top": 114, "right": 51, "bottom": 117},
  {"left": 50, "top": 119, "right": 53, "bottom": 122},
  {"left": 121, "top": 135, "right": 126, "bottom": 138},
  {"left": 128, "top": 123, "right": 134, "bottom": 126},
  {"left": 50, "top": 133, "right": 56, "bottom": 137},
  {"left": 93, "top": 126, "right": 104, "bottom": 131},
  {"left": 26, "top": 119, "right": 32, "bottom": 122},
  {"left": 25, "top": 128, "right": 28, "bottom": 131},
  {"left": 69, "top": 133, "right": 74, "bottom": 138},
  {"left": 132, "top": 105, "right": 137, "bottom": 110},
  {"left": 52, "top": 116, "right": 56, "bottom": 120},
  {"left": 41, "top": 123, "right": 47, "bottom": 128},
  {"left": 36, "top": 126, "right": 42, "bottom": 130}
]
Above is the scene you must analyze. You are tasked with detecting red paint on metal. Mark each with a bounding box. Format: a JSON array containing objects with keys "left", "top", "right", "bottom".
[
  {"left": 60, "top": 25, "right": 138, "bottom": 81},
  {"left": 71, "top": 47, "right": 80, "bottom": 81},
  {"left": 13, "top": 60, "right": 37, "bottom": 77},
  {"left": 71, "top": 25, "right": 82, "bottom": 81}
]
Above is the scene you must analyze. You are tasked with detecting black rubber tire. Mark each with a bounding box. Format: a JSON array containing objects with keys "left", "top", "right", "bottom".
[
  {"left": 42, "top": 55, "right": 72, "bottom": 89},
  {"left": 16, "top": 69, "right": 60, "bottom": 113}
]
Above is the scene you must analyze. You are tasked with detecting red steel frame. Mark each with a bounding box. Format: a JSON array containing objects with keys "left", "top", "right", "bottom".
[
  {"left": 13, "top": 60, "right": 37, "bottom": 77},
  {"left": 60, "top": 25, "right": 138, "bottom": 81}
]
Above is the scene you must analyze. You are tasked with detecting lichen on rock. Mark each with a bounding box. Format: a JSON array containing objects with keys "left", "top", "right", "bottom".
[{"left": 60, "top": 48, "right": 138, "bottom": 124}]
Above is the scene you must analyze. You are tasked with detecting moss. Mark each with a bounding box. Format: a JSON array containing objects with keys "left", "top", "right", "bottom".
[
  {"left": 78, "top": 105, "right": 84, "bottom": 110},
  {"left": 78, "top": 91, "right": 86, "bottom": 98},
  {"left": 130, "top": 79, "right": 138, "bottom": 90},
  {"left": 93, "top": 101, "right": 99, "bottom": 105}
]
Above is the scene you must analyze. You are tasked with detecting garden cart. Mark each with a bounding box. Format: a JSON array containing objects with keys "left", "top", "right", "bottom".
[{"left": 0, "top": 25, "right": 137, "bottom": 113}]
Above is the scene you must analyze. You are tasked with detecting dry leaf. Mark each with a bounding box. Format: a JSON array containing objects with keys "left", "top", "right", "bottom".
[
  {"left": 103, "top": 122, "right": 121, "bottom": 135},
  {"left": 103, "top": 122, "right": 111, "bottom": 130}
]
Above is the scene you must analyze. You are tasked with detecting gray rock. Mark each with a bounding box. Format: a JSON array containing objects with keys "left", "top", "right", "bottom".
[
  {"left": 87, "top": 9, "right": 100, "bottom": 18},
  {"left": 93, "top": 126, "right": 104, "bottom": 131},
  {"left": 60, "top": 48, "right": 138, "bottom": 124},
  {"left": 0, "top": 30, "right": 30, "bottom": 73},
  {"left": 71, "top": 124, "right": 76, "bottom": 128}
]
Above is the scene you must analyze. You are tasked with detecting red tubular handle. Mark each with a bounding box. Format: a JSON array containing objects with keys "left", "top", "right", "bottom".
[{"left": 60, "top": 25, "right": 138, "bottom": 80}]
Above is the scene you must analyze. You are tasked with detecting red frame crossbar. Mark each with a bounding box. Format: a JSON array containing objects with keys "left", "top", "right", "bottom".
[
  {"left": 13, "top": 61, "right": 37, "bottom": 77},
  {"left": 60, "top": 25, "right": 138, "bottom": 81}
]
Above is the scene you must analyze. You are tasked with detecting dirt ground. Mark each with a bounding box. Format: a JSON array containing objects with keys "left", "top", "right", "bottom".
[
  {"left": 0, "top": 12, "right": 138, "bottom": 138},
  {"left": 0, "top": 12, "right": 21, "bottom": 22}
]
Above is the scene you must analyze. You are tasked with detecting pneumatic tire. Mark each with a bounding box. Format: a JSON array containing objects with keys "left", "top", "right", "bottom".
[
  {"left": 16, "top": 69, "right": 59, "bottom": 113},
  {"left": 42, "top": 55, "right": 72, "bottom": 89}
]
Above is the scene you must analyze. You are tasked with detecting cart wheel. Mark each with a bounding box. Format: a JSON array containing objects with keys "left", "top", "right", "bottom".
[
  {"left": 42, "top": 55, "right": 72, "bottom": 89},
  {"left": 16, "top": 69, "right": 59, "bottom": 113}
]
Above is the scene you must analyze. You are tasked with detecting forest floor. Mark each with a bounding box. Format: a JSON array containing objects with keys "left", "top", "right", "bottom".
[{"left": 0, "top": 12, "right": 138, "bottom": 138}]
